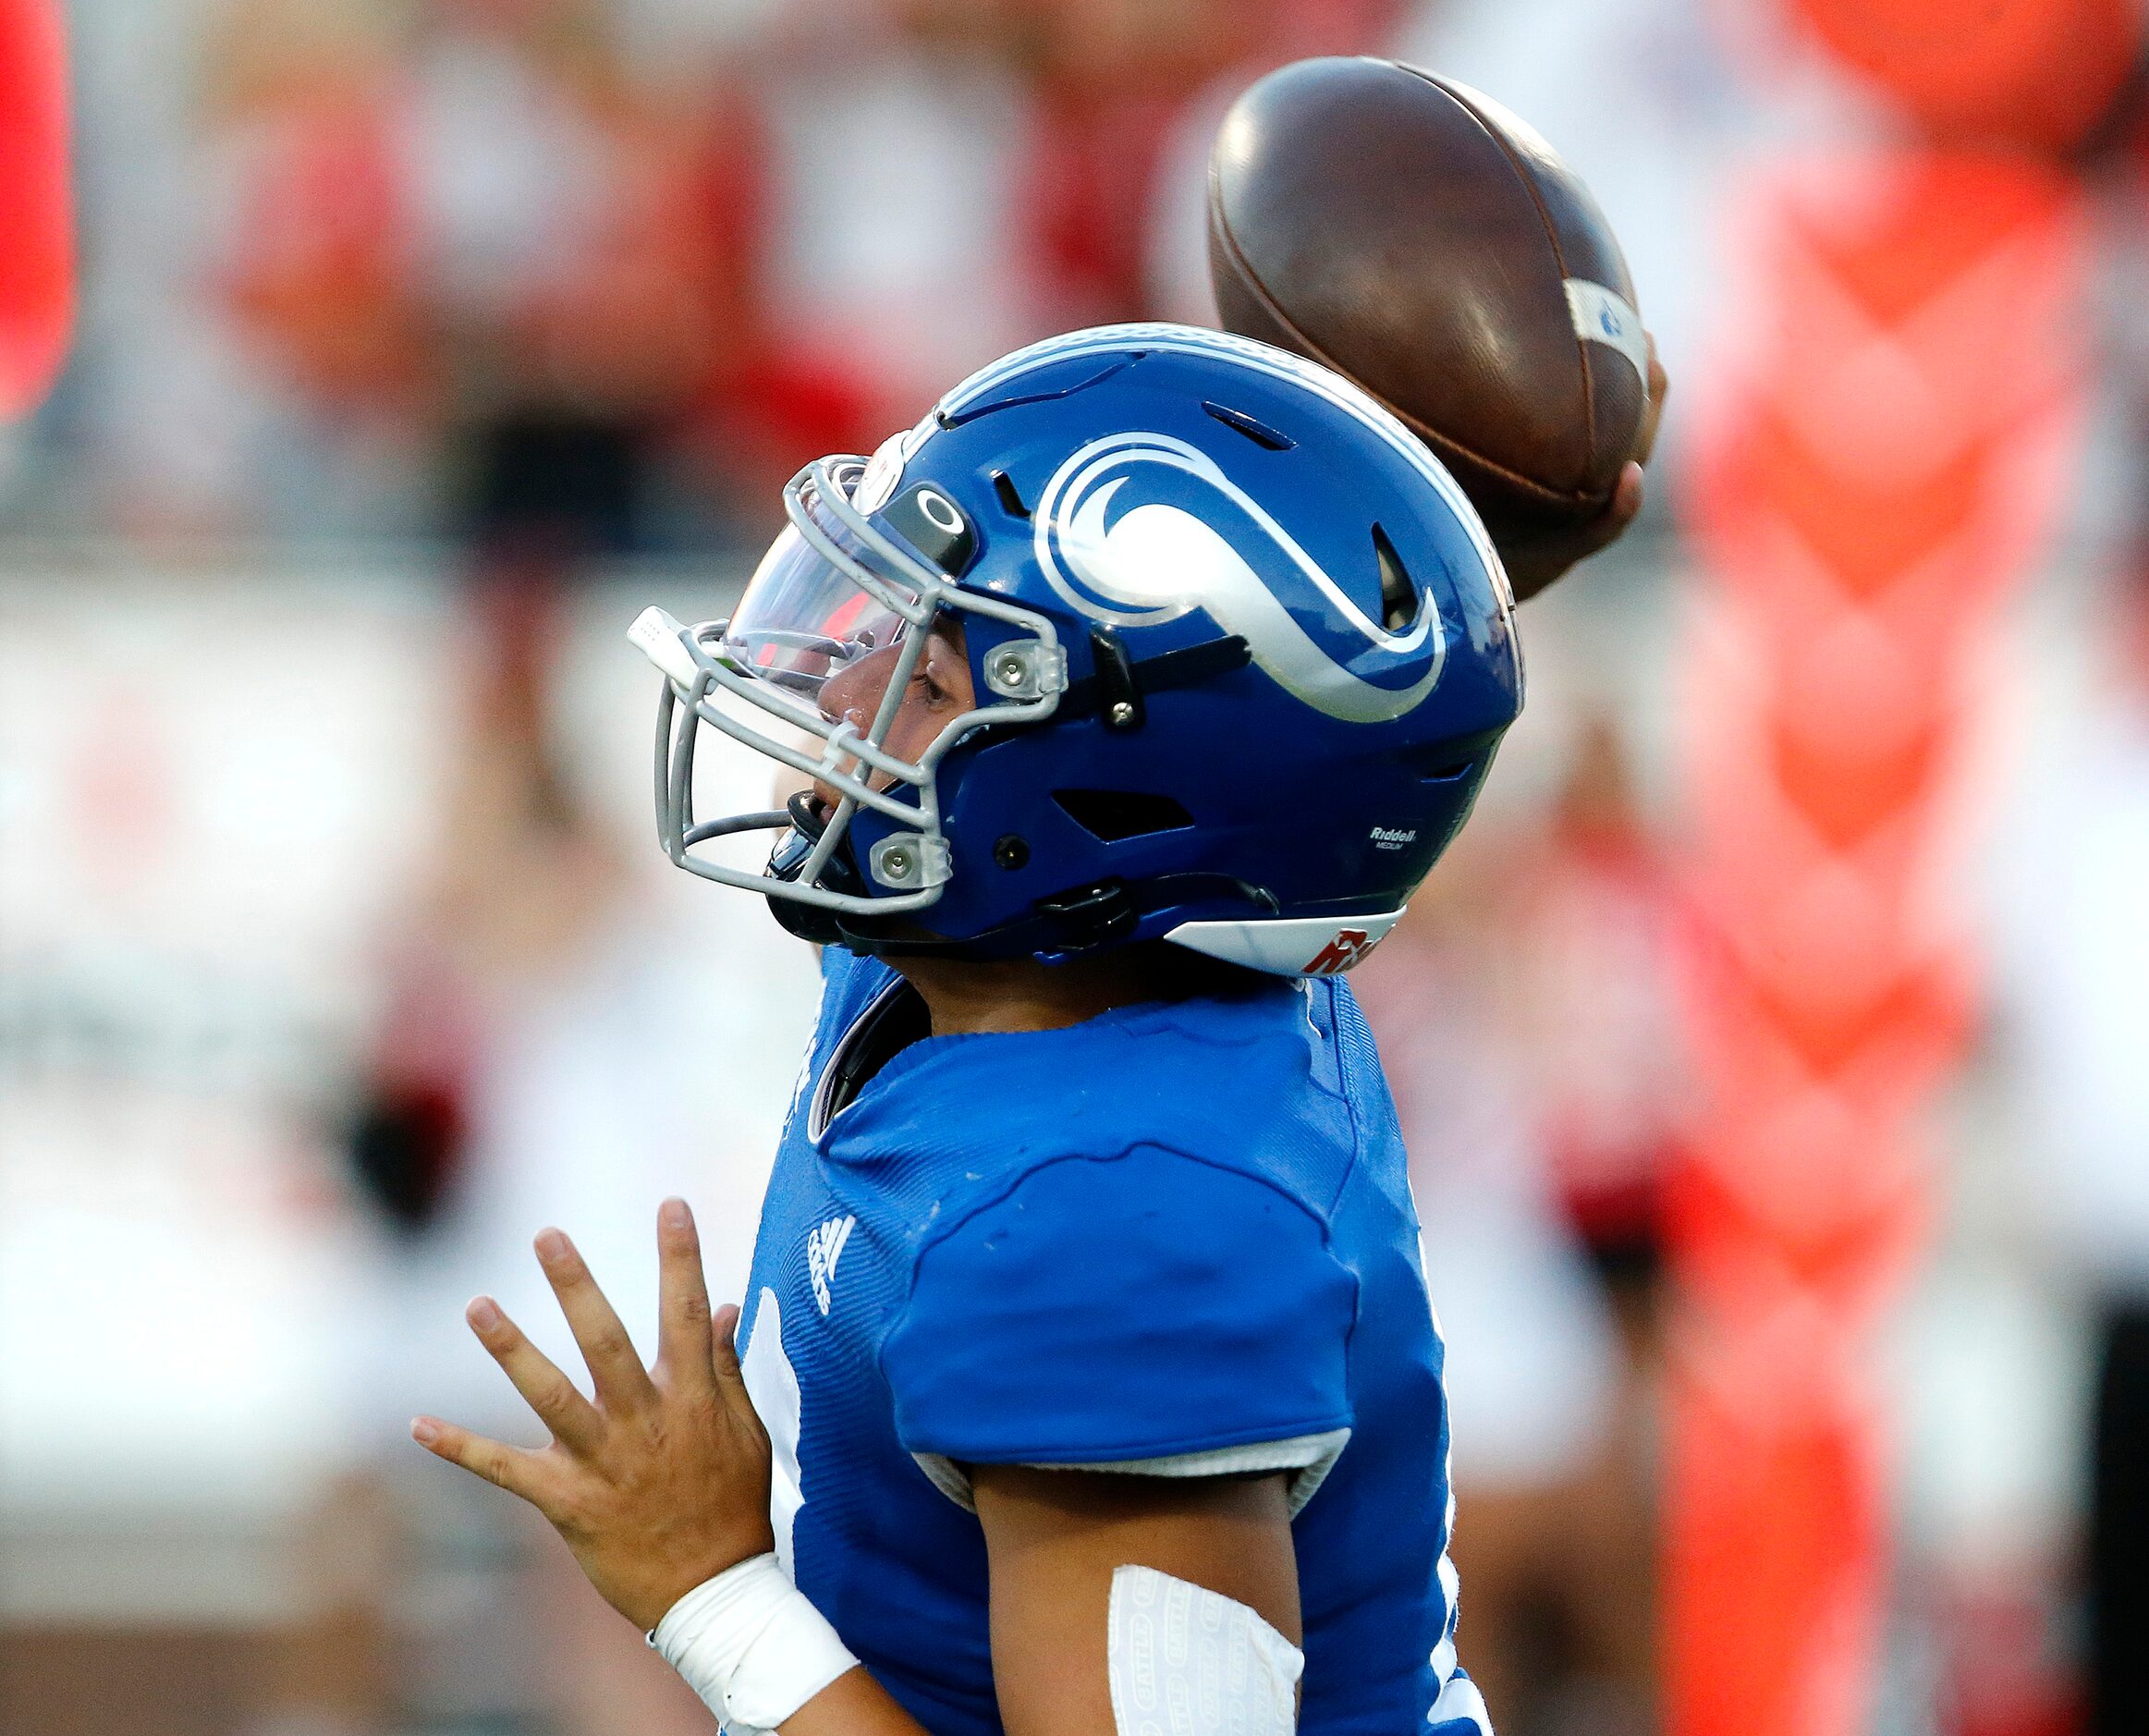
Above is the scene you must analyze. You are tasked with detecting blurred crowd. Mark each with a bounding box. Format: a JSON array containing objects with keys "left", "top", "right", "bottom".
[
  {"left": 0, "top": 6, "right": 1708, "bottom": 1732},
  {"left": 27, "top": 0, "right": 1407, "bottom": 550},
  {"left": 5, "top": 3, "right": 2147, "bottom": 1736}
]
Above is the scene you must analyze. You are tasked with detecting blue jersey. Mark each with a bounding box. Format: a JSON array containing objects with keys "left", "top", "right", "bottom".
[{"left": 736, "top": 950, "right": 1491, "bottom": 1736}]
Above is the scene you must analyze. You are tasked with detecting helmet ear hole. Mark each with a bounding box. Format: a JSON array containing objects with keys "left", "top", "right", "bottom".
[
  {"left": 1373, "top": 523, "right": 1418, "bottom": 632},
  {"left": 991, "top": 470, "right": 1031, "bottom": 520},
  {"left": 1053, "top": 789, "right": 1196, "bottom": 843}
]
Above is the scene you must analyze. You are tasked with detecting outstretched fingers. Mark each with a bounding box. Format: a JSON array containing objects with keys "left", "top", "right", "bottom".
[
  {"left": 465, "top": 1295, "right": 604, "bottom": 1454},
  {"left": 535, "top": 1229, "right": 658, "bottom": 1413},
  {"left": 654, "top": 1198, "right": 717, "bottom": 1396},
  {"left": 410, "top": 1415, "right": 554, "bottom": 1508}
]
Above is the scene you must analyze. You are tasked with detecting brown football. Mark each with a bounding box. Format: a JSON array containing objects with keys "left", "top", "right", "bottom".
[{"left": 1208, "top": 56, "right": 1649, "bottom": 535}]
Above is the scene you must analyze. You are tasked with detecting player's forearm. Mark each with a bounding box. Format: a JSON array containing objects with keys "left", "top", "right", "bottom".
[
  {"left": 777, "top": 1663, "right": 934, "bottom": 1736},
  {"left": 649, "top": 1550, "right": 875, "bottom": 1736},
  {"left": 641, "top": 1552, "right": 930, "bottom": 1736}
]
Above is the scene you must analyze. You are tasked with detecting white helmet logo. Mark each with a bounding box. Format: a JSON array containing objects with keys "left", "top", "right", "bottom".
[{"left": 1033, "top": 433, "right": 1447, "bottom": 723}]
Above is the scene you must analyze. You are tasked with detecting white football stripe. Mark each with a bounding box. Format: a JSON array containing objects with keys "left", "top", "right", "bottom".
[{"left": 1565, "top": 280, "right": 1651, "bottom": 385}]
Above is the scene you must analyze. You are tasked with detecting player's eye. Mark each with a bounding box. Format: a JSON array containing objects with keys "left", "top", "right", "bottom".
[
  {"left": 913, "top": 663, "right": 955, "bottom": 708},
  {"left": 912, "top": 630, "right": 966, "bottom": 710}
]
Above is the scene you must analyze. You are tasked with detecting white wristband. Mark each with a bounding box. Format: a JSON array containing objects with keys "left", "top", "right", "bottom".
[{"left": 650, "top": 1553, "right": 860, "bottom": 1733}]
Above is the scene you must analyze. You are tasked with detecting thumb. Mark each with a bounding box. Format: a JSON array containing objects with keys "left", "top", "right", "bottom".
[
  {"left": 710, "top": 1302, "right": 768, "bottom": 1442},
  {"left": 1635, "top": 336, "right": 1668, "bottom": 466},
  {"left": 1606, "top": 460, "right": 1645, "bottom": 533},
  {"left": 712, "top": 1301, "right": 749, "bottom": 1389}
]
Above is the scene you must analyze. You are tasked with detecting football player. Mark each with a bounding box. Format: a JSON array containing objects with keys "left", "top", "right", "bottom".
[{"left": 413, "top": 324, "right": 1530, "bottom": 1736}]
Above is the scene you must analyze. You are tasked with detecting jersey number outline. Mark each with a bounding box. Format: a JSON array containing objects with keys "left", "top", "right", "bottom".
[{"left": 739, "top": 1289, "right": 807, "bottom": 1575}]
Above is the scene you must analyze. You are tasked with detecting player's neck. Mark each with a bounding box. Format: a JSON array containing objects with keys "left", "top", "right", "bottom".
[
  {"left": 890, "top": 953, "right": 1164, "bottom": 1037},
  {"left": 891, "top": 938, "right": 1283, "bottom": 1036}
]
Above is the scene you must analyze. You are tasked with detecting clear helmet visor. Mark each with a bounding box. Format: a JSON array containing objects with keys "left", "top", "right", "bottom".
[
  {"left": 719, "top": 465, "right": 920, "bottom": 712},
  {"left": 627, "top": 446, "right": 1063, "bottom": 927}
]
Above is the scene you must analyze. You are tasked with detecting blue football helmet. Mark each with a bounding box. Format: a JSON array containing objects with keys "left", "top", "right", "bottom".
[{"left": 629, "top": 323, "right": 1522, "bottom": 976}]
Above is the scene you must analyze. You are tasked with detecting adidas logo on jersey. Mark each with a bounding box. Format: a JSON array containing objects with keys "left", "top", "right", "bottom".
[{"left": 807, "top": 1215, "right": 856, "bottom": 1316}]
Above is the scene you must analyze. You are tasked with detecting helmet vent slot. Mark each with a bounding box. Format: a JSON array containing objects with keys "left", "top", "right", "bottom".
[
  {"left": 1052, "top": 789, "right": 1196, "bottom": 843},
  {"left": 992, "top": 470, "right": 1031, "bottom": 520},
  {"left": 1373, "top": 523, "right": 1418, "bottom": 631},
  {"left": 1203, "top": 401, "right": 1295, "bottom": 451}
]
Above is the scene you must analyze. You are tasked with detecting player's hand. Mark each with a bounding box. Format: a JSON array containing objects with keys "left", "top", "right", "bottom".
[
  {"left": 1496, "top": 336, "right": 1668, "bottom": 602},
  {"left": 410, "top": 1199, "right": 776, "bottom": 1632}
]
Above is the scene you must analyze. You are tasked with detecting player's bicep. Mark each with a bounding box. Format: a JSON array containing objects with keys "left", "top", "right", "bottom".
[{"left": 972, "top": 1464, "right": 1301, "bottom": 1736}]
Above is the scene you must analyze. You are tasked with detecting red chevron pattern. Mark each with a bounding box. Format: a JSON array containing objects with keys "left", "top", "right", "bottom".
[{"left": 1668, "top": 151, "right": 2091, "bottom": 1736}]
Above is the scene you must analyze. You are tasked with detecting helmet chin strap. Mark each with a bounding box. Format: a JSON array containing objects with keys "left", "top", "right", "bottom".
[{"left": 763, "top": 792, "right": 865, "bottom": 947}]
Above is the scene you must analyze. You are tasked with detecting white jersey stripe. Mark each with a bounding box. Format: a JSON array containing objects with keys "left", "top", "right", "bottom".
[{"left": 1427, "top": 1672, "right": 1495, "bottom": 1735}]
